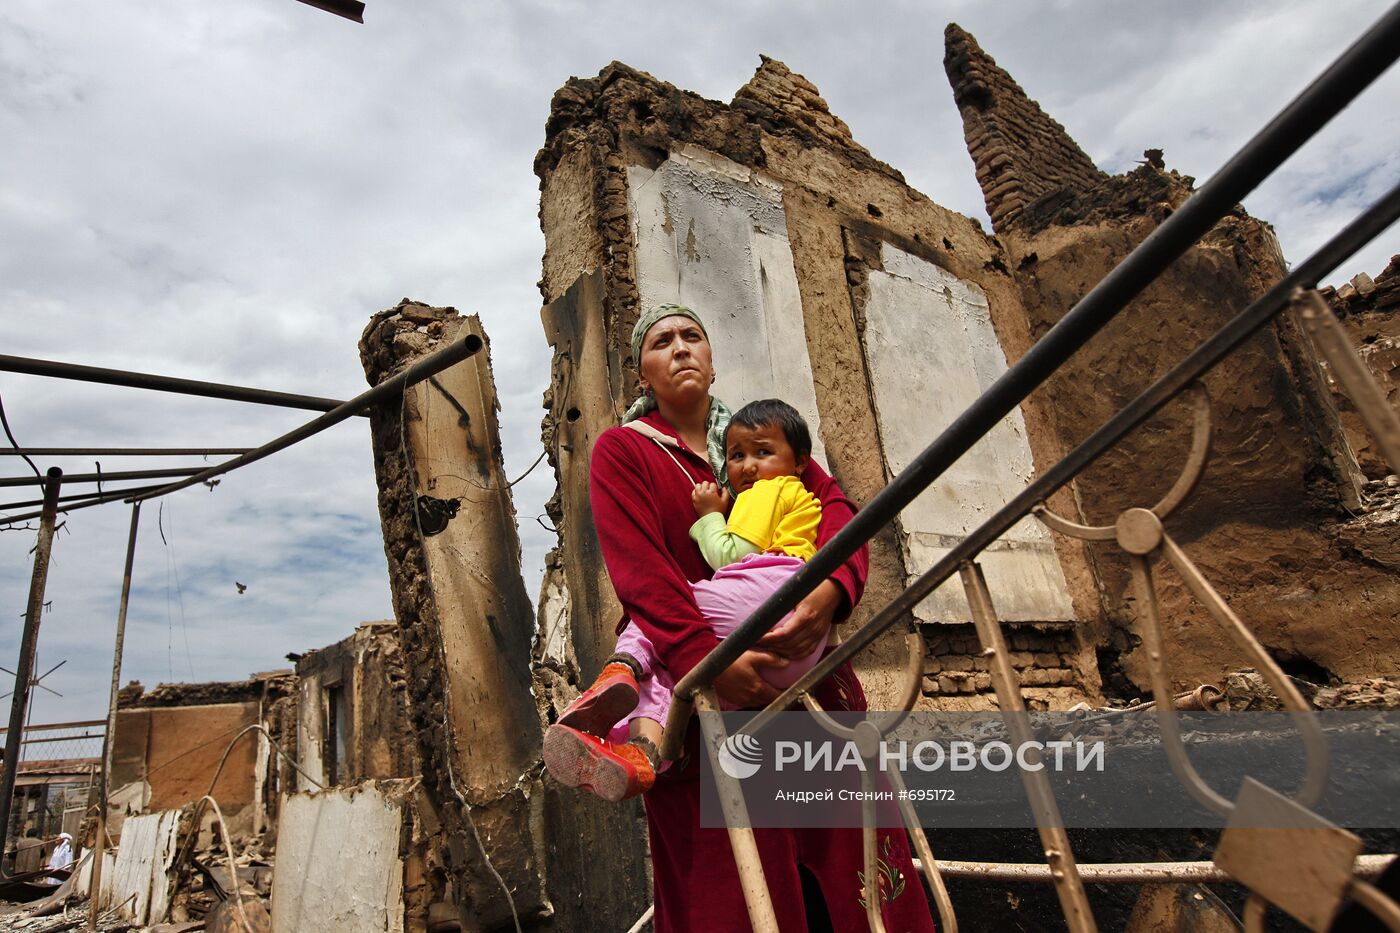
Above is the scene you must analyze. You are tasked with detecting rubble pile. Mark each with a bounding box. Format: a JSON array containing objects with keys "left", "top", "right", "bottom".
[{"left": 166, "top": 834, "right": 274, "bottom": 929}]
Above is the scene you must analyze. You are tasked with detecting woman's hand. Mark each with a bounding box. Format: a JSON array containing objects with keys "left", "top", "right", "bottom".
[
  {"left": 713, "top": 649, "right": 786, "bottom": 707},
  {"left": 758, "top": 579, "right": 843, "bottom": 660},
  {"left": 691, "top": 481, "right": 732, "bottom": 517}
]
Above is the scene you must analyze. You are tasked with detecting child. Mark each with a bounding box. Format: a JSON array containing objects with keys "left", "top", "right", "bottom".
[{"left": 544, "top": 399, "right": 827, "bottom": 801}]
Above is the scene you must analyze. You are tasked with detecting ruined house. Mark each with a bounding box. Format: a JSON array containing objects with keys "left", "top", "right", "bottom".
[
  {"left": 268, "top": 624, "right": 435, "bottom": 931},
  {"left": 110, "top": 671, "right": 294, "bottom": 840},
  {"left": 344, "top": 22, "right": 1400, "bottom": 933},
  {"left": 1325, "top": 256, "right": 1400, "bottom": 481},
  {"left": 292, "top": 621, "right": 417, "bottom": 789}
]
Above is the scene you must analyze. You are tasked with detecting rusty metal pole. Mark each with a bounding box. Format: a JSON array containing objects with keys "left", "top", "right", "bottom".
[
  {"left": 87, "top": 501, "right": 140, "bottom": 927},
  {"left": 0, "top": 467, "right": 62, "bottom": 876}
]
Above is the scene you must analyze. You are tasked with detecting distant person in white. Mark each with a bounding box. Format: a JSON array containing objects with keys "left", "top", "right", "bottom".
[{"left": 42, "top": 832, "right": 73, "bottom": 883}]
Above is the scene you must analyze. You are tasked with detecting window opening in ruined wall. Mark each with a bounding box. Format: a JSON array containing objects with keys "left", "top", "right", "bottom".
[{"left": 323, "top": 682, "right": 348, "bottom": 787}]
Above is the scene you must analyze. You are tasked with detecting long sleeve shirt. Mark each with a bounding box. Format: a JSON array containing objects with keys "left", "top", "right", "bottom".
[
  {"left": 589, "top": 408, "right": 868, "bottom": 682},
  {"left": 689, "top": 474, "right": 821, "bottom": 569}
]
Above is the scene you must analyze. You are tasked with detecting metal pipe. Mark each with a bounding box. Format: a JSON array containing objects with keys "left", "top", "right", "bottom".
[
  {"left": 859, "top": 763, "right": 889, "bottom": 933},
  {"left": 129, "top": 332, "right": 483, "bottom": 502},
  {"left": 693, "top": 689, "right": 780, "bottom": 932},
  {"left": 293, "top": 0, "right": 365, "bottom": 22},
  {"left": 962, "top": 562, "right": 1097, "bottom": 932},
  {"left": 0, "top": 353, "right": 362, "bottom": 416},
  {"left": 0, "top": 485, "right": 166, "bottom": 525},
  {"left": 0, "top": 484, "right": 166, "bottom": 512},
  {"left": 0, "top": 719, "right": 106, "bottom": 734},
  {"left": 737, "top": 177, "right": 1400, "bottom": 742},
  {"left": 88, "top": 502, "right": 139, "bottom": 929},
  {"left": 665, "top": 5, "right": 1400, "bottom": 712},
  {"left": 885, "top": 764, "right": 958, "bottom": 933},
  {"left": 0, "top": 448, "right": 251, "bottom": 457},
  {"left": 0, "top": 468, "right": 61, "bottom": 877},
  {"left": 0, "top": 467, "right": 203, "bottom": 489},
  {"left": 927, "top": 854, "right": 1397, "bottom": 884}
]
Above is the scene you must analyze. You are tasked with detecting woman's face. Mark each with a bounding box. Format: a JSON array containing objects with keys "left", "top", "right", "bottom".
[{"left": 638, "top": 315, "right": 714, "bottom": 407}]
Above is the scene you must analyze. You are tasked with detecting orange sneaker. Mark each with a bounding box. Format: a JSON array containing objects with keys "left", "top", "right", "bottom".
[
  {"left": 558, "top": 661, "right": 639, "bottom": 736},
  {"left": 543, "top": 725, "right": 655, "bottom": 801}
]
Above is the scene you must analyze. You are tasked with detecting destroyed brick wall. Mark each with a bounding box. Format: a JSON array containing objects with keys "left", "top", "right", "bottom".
[
  {"left": 1325, "top": 255, "right": 1400, "bottom": 479},
  {"left": 535, "top": 55, "right": 1104, "bottom": 738},
  {"left": 360, "top": 304, "right": 547, "bottom": 931},
  {"left": 1324, "top": 256, "right": 1400, "bottom": 580},
  {"left": 944, "top": 24, "right": 1108, "bottom": 233},
  {"left": 110, "top": 673, "right": 294, "bottom": 840},
  {"left": 293, "top": 622, "right": 417, "bottom": 789},
  {"left": 944, "top": 28, "right": 1400, "bottom": 692}
]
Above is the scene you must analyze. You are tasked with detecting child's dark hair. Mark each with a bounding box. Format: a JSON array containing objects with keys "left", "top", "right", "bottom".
[{"left": 727, "top": 399, "right": 812, "bottom": 461}]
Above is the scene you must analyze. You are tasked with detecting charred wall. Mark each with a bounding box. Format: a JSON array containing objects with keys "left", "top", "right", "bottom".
[
  {"left": 1325, "top": 256, "right": 1400, "bottom": 479},
  {"left": 361, "top": 304, "right": 547, "bottom": 930},
  {"left": 111, "top": 672, "right": 294, "bottom": 840},
  {"left": 293, "top": 622, "right": 417, "bottom": 789},
  {"left": 944, "top": 24, "right": 1107, "bottom": 233},
  {"left": 534, "top": 57, "right": 1104, "bottom": 726},
  {"left": 944, "top": 27, "right": 1400, "bottom": 691}
]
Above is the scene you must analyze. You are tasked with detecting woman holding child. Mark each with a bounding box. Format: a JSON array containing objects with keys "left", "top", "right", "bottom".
[{"left": 547, "top": 305, "right": 936, "bottom": 932}]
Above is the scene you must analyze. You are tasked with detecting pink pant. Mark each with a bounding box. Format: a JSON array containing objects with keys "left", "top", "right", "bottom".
[{"left": 609, "top": 553, "right": 826, "bottom": 743}]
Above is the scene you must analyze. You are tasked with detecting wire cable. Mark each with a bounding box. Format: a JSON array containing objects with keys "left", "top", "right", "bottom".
[
  {"left": 199, "top": 794, "right": 255, "bottom": 933},
  {"left": 0, "top": 389, "right": 41, "bottom": 480},
  {"left": 205, "top": 723, "right": 324, "bottom": 797},
  {"left": 507, "top": 448, "right": 547, "bottom": 488}
]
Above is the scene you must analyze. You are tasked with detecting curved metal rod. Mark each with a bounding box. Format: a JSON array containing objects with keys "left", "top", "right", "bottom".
[
  {"left": 1130, "top": 555, "right": 1235, "bottom": 817},
  {"left": 1035, "top": 383, "right": 1212, "bottom": 538},
  {"left": 892, "top": 632, "right": 927, "bottom": 722},
  {"left": 802, "top": 693, "right": 857, "bottom": 741},
  {"left": 1150, "top": 384, "right": 1212, "bottom": 519},
  {"left": 859, "top": 766, "right": 890, "bottom": 933},
  {"left": 1160, "top": 533, "right": 1329, "bottom": 808},
  {"left": 801, "top": 632, "right": 927, "bottom": 741},
  {"left": 884, "top": 764, "right": 959, "bottom": 933},
  {"left": 1033, "top": 503, "right": 1115, "bottom": 541},
  {"left": 1352, "top": 879, "right": 1400, "bottom": 933}
]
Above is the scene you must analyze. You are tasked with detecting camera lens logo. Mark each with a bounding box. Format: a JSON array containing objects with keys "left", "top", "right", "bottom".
[{"left": 718, "top": 733, "right": 763, "bottom": 780}]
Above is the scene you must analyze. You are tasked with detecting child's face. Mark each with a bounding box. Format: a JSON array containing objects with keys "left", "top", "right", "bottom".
[{"left": 725, "top": 422, "right": 807, "bottom": 495}]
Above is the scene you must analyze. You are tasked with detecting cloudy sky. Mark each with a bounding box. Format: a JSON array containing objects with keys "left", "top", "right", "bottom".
[{"left": 2, "top": 0, "right": 1397, "bottom": 728}]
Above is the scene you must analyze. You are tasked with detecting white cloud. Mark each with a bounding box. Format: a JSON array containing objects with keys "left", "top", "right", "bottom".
[{"left": 2, "top": 0, "right": 1396, "bottom": 722}]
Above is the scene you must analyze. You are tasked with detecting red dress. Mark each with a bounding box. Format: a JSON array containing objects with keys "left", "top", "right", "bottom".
[{"left": 590, "top": 409, "right": 937, "bottom": 932}]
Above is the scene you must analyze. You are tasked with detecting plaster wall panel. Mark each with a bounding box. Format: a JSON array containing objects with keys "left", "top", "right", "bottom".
[
  {"left": 627, "top": 146, "right": 826, "bottom": 463},
  {"left": 75, "top": 850, "right": 117, "bottom": 908},
  {"left": 860, "top": 241, "right": 1074, "bottom": 622},
  {"left": 105, "top": 808, "right": 181, "bottom": 924},
  {"left": 271, "top": 783, "right": 407, "bottom": 933}
]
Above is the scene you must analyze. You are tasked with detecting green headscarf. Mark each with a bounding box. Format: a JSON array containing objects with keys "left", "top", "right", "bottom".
[
  {"left": 623, "top": 304, "right": 733, "bottom": 487},
  {"left": 628, "top": 302, "right": 707, "bottom": 362}
]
